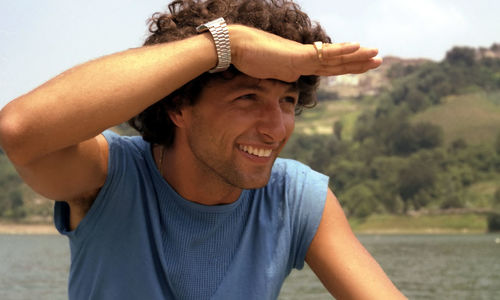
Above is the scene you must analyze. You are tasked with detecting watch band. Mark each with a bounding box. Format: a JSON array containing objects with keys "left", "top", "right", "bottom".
[{"left": 196, "top": 17, "right": 231, "bottom": 73}]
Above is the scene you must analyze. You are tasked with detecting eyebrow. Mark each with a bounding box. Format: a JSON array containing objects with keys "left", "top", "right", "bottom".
[
  {"left": 274, "top": 79, "right": 299, "bottom": 93},
  {"left": 230, "top": 77, "right": 299, "bottom": 94}
]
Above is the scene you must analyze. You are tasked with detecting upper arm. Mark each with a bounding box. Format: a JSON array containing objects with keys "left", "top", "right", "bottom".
[
  {"left": 14, "top": 134, "right": 109, "bottom": 202},
  {"left": 305, "top": 188, "right": 407, "bottom": 300}
]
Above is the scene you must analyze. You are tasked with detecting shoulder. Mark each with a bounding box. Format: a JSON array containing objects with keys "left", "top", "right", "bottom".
[
  {"left": 271, "top": 158, "right": 314, "bottom": 177},
  {"left": 272, "top": 157, "right": 309, "bottom": 170},
  {"left": 270, "top": 158, "right": 328, "bottom": 188},
  {"left": 262, "top": 159, "right": 329, "bottom": 270},
  {"left": 266, "top": 158, "right": 329, "bottom": 213},
  {"left": 102, "top": 130, "right": 151, "bottom": 165},
  {"left": 99, "top": 130, "right": 157, "bottom": 187},
  {"left": 103, "top": 130, "right": 147, "bottom": 153},
  {"left": 61, "top": 131, "right": 149, "bottom": 230}
]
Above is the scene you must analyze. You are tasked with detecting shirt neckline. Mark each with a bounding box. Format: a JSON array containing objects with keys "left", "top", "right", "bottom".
[{"left": 143, "top": 140, "right": 249, "bottom": 213}]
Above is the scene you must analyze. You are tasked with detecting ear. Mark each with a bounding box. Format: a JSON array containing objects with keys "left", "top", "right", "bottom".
[
  {"left": 165, "top": 94, "right": 187, "bottom": 128},
  {"left": 168, "top": 105, "right": 191, "bottom": 129}
]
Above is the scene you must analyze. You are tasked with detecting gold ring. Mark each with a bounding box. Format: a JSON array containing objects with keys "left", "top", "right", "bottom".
[{"left": 313, "top": 41, "right": 324, "bottom": 61}]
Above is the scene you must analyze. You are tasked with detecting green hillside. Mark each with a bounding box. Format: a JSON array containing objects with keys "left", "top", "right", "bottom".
[
  {"left": 1, "top": 44, "right": 500, "bottom": 232},
  {"left": 282, "top": 45, "right": 500, "bottom": 231},
  {"left": 294, "top": 90, "right": 500, "bottom": 146},
  {"left": 294, "top": 99, "right": 370, "bottom": 139},
  {"left": 412, "top": 91, "right": 500, "bottom": 145}
]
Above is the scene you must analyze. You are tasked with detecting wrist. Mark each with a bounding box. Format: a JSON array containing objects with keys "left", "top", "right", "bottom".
[
  {"left": 197, "top": 17, "right": 231, "bottom": 73},
  {"left": 227, "top": 25, "right": 251, "bottom": 69}
]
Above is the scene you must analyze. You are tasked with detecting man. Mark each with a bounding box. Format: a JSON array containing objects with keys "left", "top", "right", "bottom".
[{"left": 0, "top": 0, "right": 406, "bottom": 299}]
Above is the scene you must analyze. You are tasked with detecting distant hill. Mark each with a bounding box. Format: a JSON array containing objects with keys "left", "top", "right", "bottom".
[
  {"left": 1, "top": 43, "right": 499, "bottom": 226},
  {"left": 319, "top": 56, "right": 432, "bottom": 98},
  {"left": 412, "top": 91, "right": 500, "bottom": 145},
  {"left": 299, "top": 89, "right": 500, "bottom": 146},
  {"left": 319, "top": 43, "right": 500, "bottom": 100},
  {"left": 294, "top": 100, "right": 365, "bottom": 137},
  {"left": 283, "top": 43, "right": 500, "bottom": 224},
  {"left": 305, "top": 44, "right": 500, "bottom": 143}
]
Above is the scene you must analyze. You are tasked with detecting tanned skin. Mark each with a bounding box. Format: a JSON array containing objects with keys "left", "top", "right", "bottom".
[{"left": 0, "top": 24, "right": 406, "bottom": 299}]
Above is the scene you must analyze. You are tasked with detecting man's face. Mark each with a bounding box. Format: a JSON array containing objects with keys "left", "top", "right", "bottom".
[{"left": 177, "top": 74, "right": 298, "bottom": 190}]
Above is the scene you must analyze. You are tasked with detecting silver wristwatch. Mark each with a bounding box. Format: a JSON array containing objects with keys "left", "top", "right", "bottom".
[{"left": 196, "top": 17, "right": 231, "bottom": 73}]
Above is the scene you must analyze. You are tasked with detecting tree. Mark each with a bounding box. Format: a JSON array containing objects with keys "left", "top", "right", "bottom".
[
  {"left": 445, "top": 47, "right": 476, "bottom": 67},
  {"left": 450, "top": 138, "right": 468, "bottom": 152},
  {"left": 6, "top": 190, "right": 26, "bottom": 219},
  {"left": 387, "top": 63, "right": 417, "bottom": 79},
  {"left": 405, "top": 87, "right": 430, "bottom": 113},
  {"left": 495, "top": 132, "right": 500, "bottom": 155},
  {"left": 487, "top": 213, "right": 500, "bottom": 232},
  {"left": 493, "top": 188, "right": 500, "bottom": 211},
  {"left": 388, "top": 122, "right": 418, "bottom": 155},
  {"left": 342, "top": 183, "right": 380, "bottom": 218},
  {"left": 327, "top": 159, "right": 368, "bottom": 193},
  {"left": 398, "top": 159, "right": 437, "bottom": 212},
  {"left": 333, "top": 121, "right": 343, "bottom": 141},
  {"left": 413, "top": 122, "right": 443, "bottom": 149},
  {"left": 316, "top": 89, "right": 339, "bottom": 102},
  {"left": 0, "top": 154, "right": 24, "bottom": 219}
]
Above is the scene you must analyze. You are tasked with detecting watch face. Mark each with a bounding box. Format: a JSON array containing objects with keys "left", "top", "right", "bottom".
[
  {"left": 196, "top": 24, "right": 208, "bottom": 32},
  {"left": 207, "top": 17, "right": 225, "bottom": 27},
  {"left": 197, "top": 17, "right": 225, "bottom": 32},
  {"left": 195, "top": 17, "right": 230, "bottom": 73}
]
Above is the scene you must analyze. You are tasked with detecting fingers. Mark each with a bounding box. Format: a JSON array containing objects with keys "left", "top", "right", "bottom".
[
  {"left": 315, "top": 57, "right": 383, "bottom": 76},
  {"left": 322, "top": 45, "right": 379, "bottom": 66},
  {"left": 307, "top": 42, "right": 382, "bottom": 76},
  {"left": 322, "top": 42, "right": 361, "bottom": 58}
]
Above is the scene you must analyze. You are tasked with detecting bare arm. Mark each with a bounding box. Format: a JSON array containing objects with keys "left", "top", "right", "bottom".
[
  {"left": 306, "top": 189, "right": 407, "bottom": 300},
  {"left": 0, "top": 34, "right": 218, "bottom": 169},
  {"left": 0, "top": 34, "right": 218, "bottom": 212},
  {"left": 0, "top": 25, "right": 381, "bottom": 226}
]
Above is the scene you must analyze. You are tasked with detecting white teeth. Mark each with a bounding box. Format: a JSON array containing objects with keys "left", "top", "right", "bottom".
[{"left": 239, "top": 145, "right": 272, "bottom": 158}]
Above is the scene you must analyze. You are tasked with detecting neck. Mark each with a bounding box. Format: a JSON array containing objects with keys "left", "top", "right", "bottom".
[{"left": 155, "top": 145, "right": 242, "bottom": 206}]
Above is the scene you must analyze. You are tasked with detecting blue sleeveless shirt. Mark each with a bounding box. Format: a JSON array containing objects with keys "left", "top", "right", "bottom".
[{"left": 54, "top": 131, "right": 328, "bottom": 299}]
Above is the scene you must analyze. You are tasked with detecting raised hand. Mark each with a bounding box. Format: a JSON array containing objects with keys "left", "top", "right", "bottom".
[{"left": 229, "top": 25, "right": 382, "bottom": 82}]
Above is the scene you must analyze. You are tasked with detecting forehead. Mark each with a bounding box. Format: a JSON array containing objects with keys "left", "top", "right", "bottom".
[{"left": 206, "top": 73, "right": 299, "bottom": 94}]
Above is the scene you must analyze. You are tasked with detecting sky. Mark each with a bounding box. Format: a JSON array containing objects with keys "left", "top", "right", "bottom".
[{"left": 1, "top": 0, "right": 499, "bottom": 108}]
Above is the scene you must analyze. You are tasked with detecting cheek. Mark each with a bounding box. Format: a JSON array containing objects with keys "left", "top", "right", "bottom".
[{"left": 284, "top": 114, "right": 295, "bottom": 134}]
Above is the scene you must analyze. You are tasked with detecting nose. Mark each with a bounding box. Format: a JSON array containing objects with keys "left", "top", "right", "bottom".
[{"left": 256, "top": 103, "right": 289, "bottom": 143}]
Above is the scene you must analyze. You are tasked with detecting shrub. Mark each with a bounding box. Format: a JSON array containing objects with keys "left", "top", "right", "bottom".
[{"left": 487, "top": 213, "right": 500, "bottom": 232}]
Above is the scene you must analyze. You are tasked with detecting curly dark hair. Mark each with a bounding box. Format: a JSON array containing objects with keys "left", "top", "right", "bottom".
[{"left": 128, "top": 0, "right": 331, "bottom": 146}]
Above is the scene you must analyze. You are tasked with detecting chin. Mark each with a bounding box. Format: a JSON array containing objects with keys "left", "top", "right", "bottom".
[
  {"left": 243, "top": 174, "right": 272, "bottom": 189},
  {"left": 229, "top": 172, "right": 271, "bottom": 190},
  {"left": 242, "top": 181, "right": 268, "bottom": 190}
]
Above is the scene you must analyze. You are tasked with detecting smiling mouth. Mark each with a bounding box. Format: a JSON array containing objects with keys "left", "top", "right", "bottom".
[{"left": 239, "top": 145, "right": 273, "bottom": 158}]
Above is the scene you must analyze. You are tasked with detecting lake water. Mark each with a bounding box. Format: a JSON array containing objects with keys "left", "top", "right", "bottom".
[{"left": 1, "top": 234, "right": 499, "bottom": 299}]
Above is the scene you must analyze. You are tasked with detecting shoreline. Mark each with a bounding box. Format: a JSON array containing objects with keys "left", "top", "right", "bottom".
[
  {"left": 0, "top": 213, "right": 493, "bottom": 235},
  {"left": 353, "top": 228, "right": 488, "bottom": 235},
  {"left": 0, "top": 223, "right": 491, "bottom": 236},
  {"left": 0, "top": 223, "right": 58, "bottom": 235}
]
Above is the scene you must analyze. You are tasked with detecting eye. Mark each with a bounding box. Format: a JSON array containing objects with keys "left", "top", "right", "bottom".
[
  {"left": 237, "top": 94, "right": 257, "bottom": 101},
  {"left": 281, "top": 96, "right": 298, "bottom": 106}
]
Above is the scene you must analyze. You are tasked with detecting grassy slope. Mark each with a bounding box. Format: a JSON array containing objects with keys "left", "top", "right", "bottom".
[
  {"left": 294, "top": 91, "right": 500, "bottom": 233},
  {"left": 350, "top": 213, "right": 488, "bottom": 234},
  {"left": 411, "top": 91, "right": 500, "bottom": 145},
  {"left": 294, "top": 98, "right": 374, "bottom": 139},
  {"left": 297, "top": 91, "right": 500, "bottom": 145},
  {"left": 3, "top": 91, "right": 498, "bottom": 231},
  {"left": 465, "top": 179, "right": 500, "bottom": 209}
]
